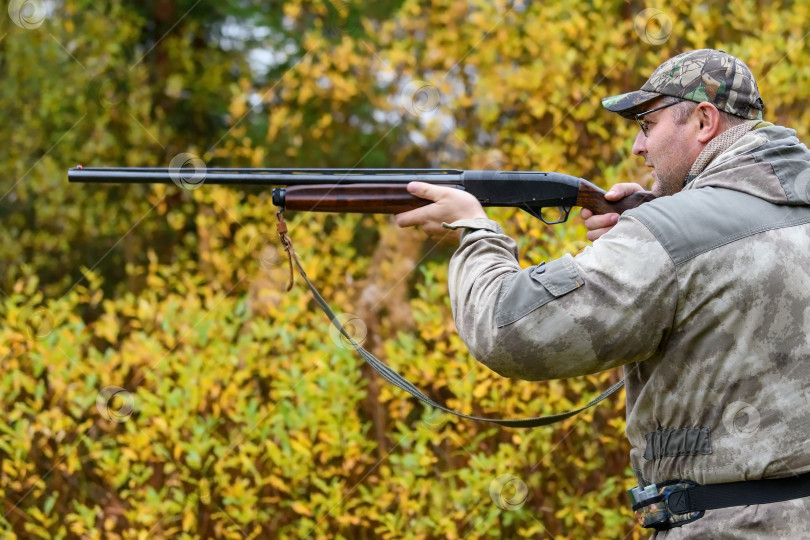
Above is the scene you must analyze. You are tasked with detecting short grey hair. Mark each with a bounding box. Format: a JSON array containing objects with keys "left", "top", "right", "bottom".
[{"left": 659, "top": 95, "right": 748, "bottom": 128}]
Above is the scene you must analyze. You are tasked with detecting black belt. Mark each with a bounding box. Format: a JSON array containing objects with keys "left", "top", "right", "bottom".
[
  {"left": 666, "top": 470, "right": 810, "bottom": 514},
  {"left": 631, "top": 471, "right": 810, "bottom": 531}
]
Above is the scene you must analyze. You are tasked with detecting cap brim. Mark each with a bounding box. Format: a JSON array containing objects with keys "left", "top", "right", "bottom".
[{"left": 601, "top": 90, "right": 663, "bottom": 119}]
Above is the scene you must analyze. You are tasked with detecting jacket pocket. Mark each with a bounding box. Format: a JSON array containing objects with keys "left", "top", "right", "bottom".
[{"left": 495, "top": 254, "right": 585, "bottom": 327}]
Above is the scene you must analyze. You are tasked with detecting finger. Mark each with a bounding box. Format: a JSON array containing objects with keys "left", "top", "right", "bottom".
[
  {"left": 604, "top": 182, "right": 644, "bottom": 200},
  {"left": 406, "top": 181, "right": 444, "bottom": 202},
  {"left": 580, "top": 208, "right": 594, "bottom": 220},
  {"left": 394, "top": 205, "right": 428, "bottom": 228},
  {"left": 586, "top": 227, "right": 613, "bottom": 242},
  {"left": 583, "top": 213, "right": 618, "bottom": 231}
]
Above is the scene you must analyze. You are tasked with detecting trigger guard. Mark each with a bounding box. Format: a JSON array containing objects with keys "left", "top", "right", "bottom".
[{"left": 537, "top": 206, "right": 572, "bottom": 225}]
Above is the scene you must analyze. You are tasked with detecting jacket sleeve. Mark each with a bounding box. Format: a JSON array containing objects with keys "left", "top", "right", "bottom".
[{"left": 445, "top": 216, "right": 678, "bottom": 380}]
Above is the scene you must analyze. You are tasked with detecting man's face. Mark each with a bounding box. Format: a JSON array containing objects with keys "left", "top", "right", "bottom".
[{"left": 631, "top": 99, "right": 702, "bottom": 196}]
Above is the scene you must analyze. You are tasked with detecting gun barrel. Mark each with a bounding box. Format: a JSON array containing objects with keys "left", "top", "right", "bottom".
[
  {"left": 67, "top": 167, "right": 465, "bottom": 186},
  {"left": 66, "top": 166, "right": 654, "bottom": 221}
]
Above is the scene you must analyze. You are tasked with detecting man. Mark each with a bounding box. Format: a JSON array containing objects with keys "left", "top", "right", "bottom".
[{"left": 395, "top": 49, "right": 810, "bottom": 536}]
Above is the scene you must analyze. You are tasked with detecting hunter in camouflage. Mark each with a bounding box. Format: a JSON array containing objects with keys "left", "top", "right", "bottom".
[{"left": 395, "top": 49, "right": 810, "bottom": 538}]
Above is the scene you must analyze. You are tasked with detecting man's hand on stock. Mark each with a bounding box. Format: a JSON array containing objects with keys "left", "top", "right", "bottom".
[
  {"left": 396, "top": 180, "right": 646, "bottom": 244},
  {"left": 580, "top": 182, "right": 646, "bottom": 241},
  {"left": 394, "top": 181, "right": 487, "bottom": 242}
]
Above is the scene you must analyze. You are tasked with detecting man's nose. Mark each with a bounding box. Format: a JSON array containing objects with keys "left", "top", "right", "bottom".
[{"left": 632, "top": 130, "right": 647, "bottom": 156}]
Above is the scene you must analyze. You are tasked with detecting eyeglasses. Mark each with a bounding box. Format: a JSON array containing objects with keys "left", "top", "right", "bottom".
[{"left": 634, "top": 100, "right": 683, "bottom": 137}]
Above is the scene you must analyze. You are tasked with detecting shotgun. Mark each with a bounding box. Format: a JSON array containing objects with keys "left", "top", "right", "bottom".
[
  {"left": 67, "top": 167, "right": 655, "bottom": 223},
  {"left": 68, "top": 165, "right": 647, "bottom": 426}
]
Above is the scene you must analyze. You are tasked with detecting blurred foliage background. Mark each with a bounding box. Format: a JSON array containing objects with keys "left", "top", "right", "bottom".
[{"left": 2, "top": 0, "right": 809, "bottom": 538}]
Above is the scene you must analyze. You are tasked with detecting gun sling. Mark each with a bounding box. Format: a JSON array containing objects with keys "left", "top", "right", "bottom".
[{"left": 276, "top": 210, "right": 623, "bottom": 428}]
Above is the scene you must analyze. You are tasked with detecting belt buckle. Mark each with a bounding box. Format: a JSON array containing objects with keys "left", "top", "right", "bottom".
[{"left": 629, "top": 481, "right": 705, "bottom": 531}]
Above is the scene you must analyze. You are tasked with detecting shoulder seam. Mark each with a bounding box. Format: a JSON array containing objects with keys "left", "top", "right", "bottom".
[
  {"left": 628, "top": 188, "right": 810, "bottom": 266},
  {"left": 676, "top": 215, "right": 810, "bottom": 264}
]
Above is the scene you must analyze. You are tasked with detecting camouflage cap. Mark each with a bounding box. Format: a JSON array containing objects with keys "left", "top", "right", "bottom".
[{"left": 602, "top": 49, "right": 764, "bottom": 120}]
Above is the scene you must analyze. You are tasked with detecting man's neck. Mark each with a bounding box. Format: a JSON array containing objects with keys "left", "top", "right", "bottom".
[{"left": 682, "top": 121, "right": 758, "bottom": 188}]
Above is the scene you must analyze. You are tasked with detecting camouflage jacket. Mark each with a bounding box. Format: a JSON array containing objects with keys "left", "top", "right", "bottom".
[{"left": 446, "top": 125, "right": 810, "bottom": 537}]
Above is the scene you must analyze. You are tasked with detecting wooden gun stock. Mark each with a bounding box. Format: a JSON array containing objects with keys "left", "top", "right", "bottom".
[
  {"left": 575, "top": 180, "right": 656, "bottom": 215},
  {"left": 276, "top": 181, "right": 656, "bottom": 217},
  {"left": 275, "top": 184, "right": 433, "bottom": 213}
]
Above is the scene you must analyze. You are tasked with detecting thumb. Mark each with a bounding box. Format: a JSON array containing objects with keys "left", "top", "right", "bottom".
[
  {"left": 604, "top": 187, "right": 627, "bottom": 201},
  {"left": 605, "top": 182, "right": 644, "bottom": 200},
  {"left": 407, "top": 181, "right": 440, "bottom": 201}
]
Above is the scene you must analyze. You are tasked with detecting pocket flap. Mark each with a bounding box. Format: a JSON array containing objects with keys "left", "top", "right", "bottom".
[
  {"left": 531, "top": 254, "right": 584, "bottom": 296},
  {"left": 495, "top": 254, "right": 585, "bottom": 327}
]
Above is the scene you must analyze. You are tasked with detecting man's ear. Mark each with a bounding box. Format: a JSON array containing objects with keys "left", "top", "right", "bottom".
[{"left": 695, "top": 102, "right": 721, "bottom": 143}]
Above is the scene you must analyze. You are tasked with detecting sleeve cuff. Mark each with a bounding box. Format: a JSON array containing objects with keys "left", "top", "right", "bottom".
[
  {"left": 442, "top": 218, "right": 504, "bottom": 243},
  {"left": 442, "top": 218, "right": 503, "bottom": 234}
]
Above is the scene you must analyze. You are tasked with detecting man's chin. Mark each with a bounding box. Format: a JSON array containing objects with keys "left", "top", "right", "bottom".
[{"left": 650, "top": 177, "right": 663, "bottom": 197}]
